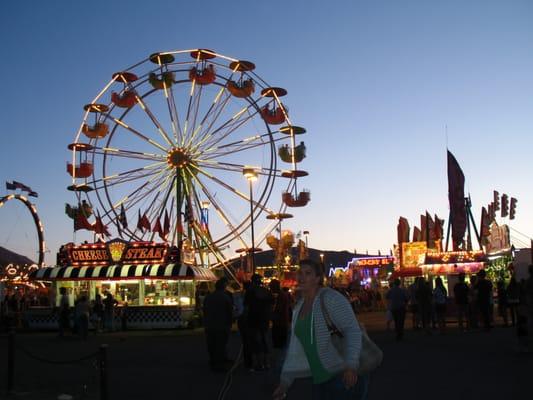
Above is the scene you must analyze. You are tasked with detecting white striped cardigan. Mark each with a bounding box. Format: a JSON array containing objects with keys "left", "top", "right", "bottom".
[{"left": 280, "top": 287, "right": 363, "bottom": 388}]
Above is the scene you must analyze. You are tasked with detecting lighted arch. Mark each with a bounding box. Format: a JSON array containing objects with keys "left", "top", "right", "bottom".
[{"left": 0, "top": 194, "right": 45, "bottom": 267}]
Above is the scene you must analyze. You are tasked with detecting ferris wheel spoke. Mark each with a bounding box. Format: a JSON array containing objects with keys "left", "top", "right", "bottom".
[
  {"left": 104, "top": 115, "right": 168, "bottom": 152},
  {"left": 191, "top": 165, "right": 275, "bottom": 215},
  {"left": 93, "top": 147, "right": 165, "bottom": 162},
  {"left": 187, "top": 88, "right": 233, "bottom": 150},
  {"left": 118, "top": 173, "right": 171, "bottom": 221},
  {"left": 133, "top": 93, "right": 174, "bottom": 147},
  {"left": 167, "top": 85, "right": 184, "bottom": 144},
  {"left": 200, "top": 135, "right": 285, "bottom": 161},
  {"left": 196, "top": 160, "right": 282, "bottom": 176},
  {"left": 96, "top": 162, "right": 167, "bottom": 187},
  {"left": 197, "top": 107, "right": 259, "bottom": 154},
  {"left": 195, "top": 103, "right": 258, "bottom": 151},
  {"left": 189, "top": 172, "right": 248, "bottom": 249}
]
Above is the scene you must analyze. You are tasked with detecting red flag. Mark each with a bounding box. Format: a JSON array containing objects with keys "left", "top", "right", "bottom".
[
  {"left": 447, "top": 151, "right": 467, "bottom": 250},
  {"left": 397, "top": 217, "right": 410, "bottom": 244},
  {"left": 152, "top": 217, "right": 164, "bottom": 240},
  {"left": 433, "top": 214, "right": 444, "bottom": 240},
  {"left": 412, "top": 227, "right": 422, "bottom": 242},
  {"left": 74, "top": 211, "right": 93, "bottom": 231},
  {"left": 141, "top": 213, "right": 151, "bottom": 231},
  {"left": 480, "top": 207, "right": 491, "bottom": 239},
  {"left": 93, "top": 213, "right": 111, "bottom": 236},
  {"left": 420, "top": 214, "right": 427, "bottom": 241}
]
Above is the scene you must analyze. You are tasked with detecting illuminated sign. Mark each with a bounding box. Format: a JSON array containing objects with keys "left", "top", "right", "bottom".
[
  {"left": 349, "top": 256, "right": 394, "bottom": 268},
  {"left": 424, "top": 250, "right": 486, "bottom": 265},
  {"left": 401, "top": 242, "right": 427, "bottom": 268},
  {"left": 65, "top": 240, "right": 169, "bottom": 266}
]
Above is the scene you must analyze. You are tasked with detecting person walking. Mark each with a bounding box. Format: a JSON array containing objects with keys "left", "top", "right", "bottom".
[
  {"left": 272, "top": 259, "right": 368, "bottom": 400},
  {"left": 203, "top": 278, "right": 233, "bottom": 372},
  {"left": 507, "top": 276, "right": 520, "bottom": 327},
  {"left": 92, "top": 294, "right": 104, "bottom": 333},
  {"left": 269, "top": 279, "right": 291, "bottom": 349},
  {"left": 468, "top": 275, "right": 479, "bottom": 329},
  {"left": 453, "top": 272, "right": 469, "bottom": 331},
  {"left": 58, "top": 287, "right": 70, "bottom": 337},
  {"left": 75, "top": 295, "right": 90, "bottom": 340},
  {"left": 476, "top": 270, "right": 493, "bottom": 331},
  {"left": 386, "top": 278, "right": 409, "bottom": 341},
  {"left": 408, "top": 278, "right": 420, "bottom": 330},
  {"left": 433, "top": 277, "right": 448, "bottom": 334},
  {"left": 415, "top": 278, "right": 433, "bottom": 335},
  {"left": 245, "top": 274, "right": 273, "bottom": 371},
  {"left": 496, "top": 280, "right": 509, "bottom": 327},
  {"left": 103, "top": 291, "right": 118, "bottom": 332}
]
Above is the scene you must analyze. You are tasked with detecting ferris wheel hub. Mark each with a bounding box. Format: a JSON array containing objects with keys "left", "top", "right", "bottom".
[{"left": 167, "top": 147, "right": 193, "bottom": 169}]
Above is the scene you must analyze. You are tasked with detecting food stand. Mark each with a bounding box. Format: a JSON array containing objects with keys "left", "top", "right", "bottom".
[{"left": 26, "top": 239, "right": 217, "bottom": 330}]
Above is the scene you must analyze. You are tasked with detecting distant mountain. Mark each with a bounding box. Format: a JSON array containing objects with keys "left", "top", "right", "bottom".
[
  {"left": 0, "top": 246, "right": 35, "bottom": 266},
  {"left": 229, "top": 247, "right": 379, "bottom": 268}
]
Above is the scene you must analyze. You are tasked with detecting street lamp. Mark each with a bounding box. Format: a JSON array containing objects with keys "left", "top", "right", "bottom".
[{"left": 243, "top": 167, "right": 258, "bottom": 273}]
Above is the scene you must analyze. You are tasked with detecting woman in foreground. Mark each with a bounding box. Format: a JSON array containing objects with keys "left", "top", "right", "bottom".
[{"left": 273, "top": 259, "right": 369, "bottom": 400}]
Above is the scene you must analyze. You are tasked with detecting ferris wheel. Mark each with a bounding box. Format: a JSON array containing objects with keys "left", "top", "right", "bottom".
[{"left": 67, "top": 49, "right": 310, "bottom": 266}]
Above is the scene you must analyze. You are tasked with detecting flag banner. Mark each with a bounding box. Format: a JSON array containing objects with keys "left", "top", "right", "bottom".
[
  {"left": 480, "top": 206, "right": 491, "bottom": 240},
  {"left": 141, "top": 212, "right": 151, "bottom": 231},
  {"left": 119, "top": 204, "right": 128, "bottom": 228},
  {"left": 397, "top": 217, "right": 410, "bottom": 244},
  {"left": 93, "top": 212, "right": 110, "bottom": 236},
  {"left": 447, "top": 151, "right": 467, "bottom": 249},
  {"left": 434, "top": 214, "right": 444, "bottom": 240},
  {"left": 12, "top": 181, "right": 32, "bottom": 192},
  {"left": 152, "top": 217, "right": 163, "bottom": 235},
  {"left": 420, "top": 214, "right": 427, "bottom": 241},
  {"left": 28, "top": 191, "right": 38, "bottom": 198},
  {"left": 137, "top": 210, "right": 143, "bottom": 231},
  {"left": 412, "top": 226, "right": 422, "bottom": 242},
  {"left": 74, "top": 211, "right": 93, "bottom": 231},
  {"left": 6, "top": 181, "right": 16, "bottom": 190}
]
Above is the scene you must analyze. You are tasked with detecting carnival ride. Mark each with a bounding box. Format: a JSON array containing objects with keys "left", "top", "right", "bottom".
[{"left": 66, "top": 49, "right": 310, "bottom": 268}]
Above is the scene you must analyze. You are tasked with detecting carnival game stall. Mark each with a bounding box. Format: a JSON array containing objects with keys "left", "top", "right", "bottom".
[{"left": 27, "top": 240, "right": 217, "bottom": 330}]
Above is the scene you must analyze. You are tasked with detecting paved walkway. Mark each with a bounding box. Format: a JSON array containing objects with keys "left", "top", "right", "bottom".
[{"left": 0, "top": 312, "right": 530, "bottom": 399}]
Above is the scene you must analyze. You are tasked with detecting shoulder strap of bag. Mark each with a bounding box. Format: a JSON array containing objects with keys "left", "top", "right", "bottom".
[{"left": 319, "top": 291, "right": 344, "bottom": 338}]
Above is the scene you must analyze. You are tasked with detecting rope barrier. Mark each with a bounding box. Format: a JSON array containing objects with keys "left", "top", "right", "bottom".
[{"left": 15, "top": 344, "right": 99, "bottom": 365}]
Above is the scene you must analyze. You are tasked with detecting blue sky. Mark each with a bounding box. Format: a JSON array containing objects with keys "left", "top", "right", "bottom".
[{"left": 1, "top": 0, "right": 532, "bottom": 265}]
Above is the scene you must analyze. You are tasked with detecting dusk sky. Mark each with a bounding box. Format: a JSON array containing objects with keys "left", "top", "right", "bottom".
[{"left": 1, "top": 0, "right": 532, "bottom": 266}]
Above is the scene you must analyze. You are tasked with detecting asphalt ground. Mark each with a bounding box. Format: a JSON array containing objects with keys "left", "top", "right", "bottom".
[{"left": 0, "top": 312, "right": 531, "bottom": 400}]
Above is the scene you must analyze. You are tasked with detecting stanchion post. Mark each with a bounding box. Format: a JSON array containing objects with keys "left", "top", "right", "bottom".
[
  {"left": 99, "top": 344, "right": 109, "bottom": 400},
  {"left": 7, "top": 328, "right": 15, "bottom": 394}
]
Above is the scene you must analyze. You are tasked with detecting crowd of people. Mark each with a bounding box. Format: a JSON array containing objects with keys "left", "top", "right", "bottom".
[
  {"left": 383, "top": 265, "right": 533, "bottom": 351},
  {"left": 57, "top": 288, "right": 119, "bottom": 339},
  {"left": 202, "top": 259, "right": 373, "bottom": 400},
  {"left": 0, "top": 287, "right": 50, "bottom": 331}
]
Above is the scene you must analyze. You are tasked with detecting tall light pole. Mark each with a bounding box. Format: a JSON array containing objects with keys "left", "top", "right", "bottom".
[
  {"left": 243, "top": 167, "right": 258, "bottom": 273},
  {"left": 200, "top": 200, "right": 210, "bottom": 267}
]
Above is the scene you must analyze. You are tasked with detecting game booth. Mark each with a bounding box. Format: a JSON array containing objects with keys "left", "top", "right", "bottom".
[{"left": 26, "top": 240, "right": 217, "bottom": 330}]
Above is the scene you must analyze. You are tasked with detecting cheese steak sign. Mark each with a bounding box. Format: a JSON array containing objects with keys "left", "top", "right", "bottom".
[{"left": 67, "top": 241, "right": 169, "bottom": 266}]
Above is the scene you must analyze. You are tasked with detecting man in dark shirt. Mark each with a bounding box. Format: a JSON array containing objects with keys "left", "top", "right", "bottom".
[
  {"left": 244, "top": 274, "right": 273, "bottom": 370},
  {"left": 386, "top": 278, "right": 409, "bottom": 340},
  {"left": 476, "top": 270, "right": 493, "bottom": 331},
  {"left": 203, "top": 278, "right": 233, "bottom": 372},
  {"left": 453, "top": 272, "right": 469, "bottom": 331}
]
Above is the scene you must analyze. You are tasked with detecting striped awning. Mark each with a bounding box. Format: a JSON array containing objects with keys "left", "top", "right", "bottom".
[{"left": 29, "top": 264, "right": 217, "bottom": 281}]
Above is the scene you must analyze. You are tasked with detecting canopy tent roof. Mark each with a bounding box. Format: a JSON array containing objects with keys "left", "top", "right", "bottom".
[{"left": 29, "top": 264, "right": 217, "bottom": 281}]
